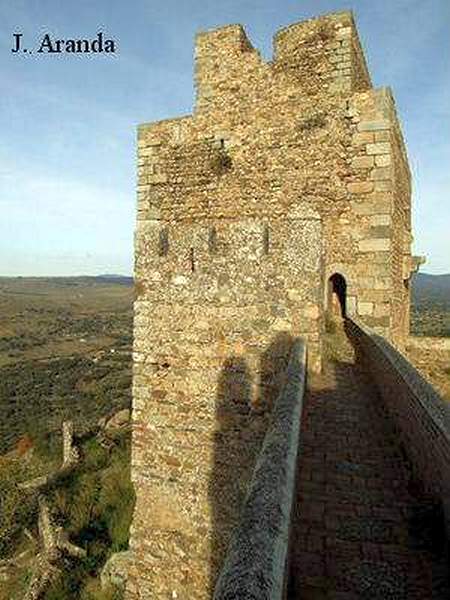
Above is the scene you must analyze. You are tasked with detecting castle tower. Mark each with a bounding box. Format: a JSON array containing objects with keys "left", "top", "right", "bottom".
[{"left": 126, "top": 12, "right": 415, "bottom": 598}]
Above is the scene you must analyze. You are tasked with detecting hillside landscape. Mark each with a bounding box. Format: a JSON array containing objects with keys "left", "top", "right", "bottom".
[
  {"left": 0, "top": 277, "right": 134, "bottom": 600},
  {"left": 411, "top": 273, "right": 450, "bottom": 337},
  {"left": 0, "top": 272, "right": 448, "bottom": 598}
]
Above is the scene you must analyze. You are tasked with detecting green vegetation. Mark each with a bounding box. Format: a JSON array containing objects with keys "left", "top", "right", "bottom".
[
  {"left": 0, "top": 353, "right": 131, "bottom": 455},
  {"left": 411, "top": 306, "right": 450, "bottom": 337},
  {"left": 0, "top": 429, "right": 134, "bottom": 599},
  {"left": 45, "top": 431, "right": 134, "bottom": 599},
  {"left": 411, "top": 273, "right": 450, "bottom": 337}
]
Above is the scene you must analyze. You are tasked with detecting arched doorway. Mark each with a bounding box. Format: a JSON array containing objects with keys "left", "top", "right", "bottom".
[{"left": 328, "top": 273, "right": 347, "bottom": 317}]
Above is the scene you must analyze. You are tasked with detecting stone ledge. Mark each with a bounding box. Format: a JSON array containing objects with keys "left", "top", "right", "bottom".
[
  {"left": 214, "top": 339, "right": 307, "bottom": 600},
  {"left": 346, "top": 318, "right": 450, "bottom": 534}
]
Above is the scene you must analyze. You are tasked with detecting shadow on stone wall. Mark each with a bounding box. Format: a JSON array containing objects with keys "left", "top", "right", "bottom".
[
  {"left": 259, "top": 332, "right": 294, "bottom": 412},
  {"left": 209, "top": 333, "right": 293, "bottom": 595}
]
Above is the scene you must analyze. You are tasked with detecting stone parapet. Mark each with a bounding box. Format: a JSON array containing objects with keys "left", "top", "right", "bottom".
[
  {"left": 347, "top": 318, "right": 450, "bottom": 536},
  {"left": 214, "top": 339, "right": 307, "bottom": 600}
]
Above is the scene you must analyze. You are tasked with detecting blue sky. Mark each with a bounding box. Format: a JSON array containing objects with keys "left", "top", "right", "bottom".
[{"left": 0, "top": 0, "right": 448, "bottom": 275}]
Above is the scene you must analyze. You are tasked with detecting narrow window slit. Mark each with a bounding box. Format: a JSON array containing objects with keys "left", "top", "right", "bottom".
[
  {"left": 209, "top": 226, "right": 217, "bottom": 254},
  {"left": 158, "top": 228, "right": 169, "bottom": 257},
  {"left": 263, "top": 224, "right": 270, "bottom": 254}
]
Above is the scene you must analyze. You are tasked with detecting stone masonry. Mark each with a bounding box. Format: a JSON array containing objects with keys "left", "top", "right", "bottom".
[{"left": 127, "top": 11, "right": 419, "bottom": 598}]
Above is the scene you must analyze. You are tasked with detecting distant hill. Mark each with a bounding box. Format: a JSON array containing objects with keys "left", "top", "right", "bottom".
[
  {"left": 0, "top": 275, "right": 134, "bottom": 287},
  {"left": 411, "top": 272, "right": 450, "bottom": 337},
  {"left": 411, "top": 273, "right": 450, "bottom": 310},
  {"left": 96, "top": 274, "right": 134, "bottom": 286}
]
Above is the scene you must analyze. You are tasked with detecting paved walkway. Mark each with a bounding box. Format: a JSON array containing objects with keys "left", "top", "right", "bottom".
[{"left": 290, "top": 336, "right": 449, "bottom": 599}]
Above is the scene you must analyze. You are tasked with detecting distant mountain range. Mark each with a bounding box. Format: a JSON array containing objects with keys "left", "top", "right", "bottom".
[{"left": 412, "top": 273, "right": 450, "bottom": 309}]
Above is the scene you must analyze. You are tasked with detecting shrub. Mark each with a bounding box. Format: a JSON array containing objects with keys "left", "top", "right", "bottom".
[{"left": 0, "top": 456, "right": 42, "bottom": 557}]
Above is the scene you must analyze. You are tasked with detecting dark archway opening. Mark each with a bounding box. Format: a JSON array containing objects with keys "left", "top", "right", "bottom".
[{"left": 328, "top": 273, "right": 347, "bottom": 317}]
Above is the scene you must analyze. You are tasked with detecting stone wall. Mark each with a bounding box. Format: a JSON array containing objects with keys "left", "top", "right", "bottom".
[
  {"left": 129, "top": 11, "right": 414, "bottom": 598},
  {"left": 214, "top": 339, "right": 306, "bottom": 600},
  {"left": 341, "top": 87, "right": 412, "bottom": 342},
  {"left": 347, "top": 319, "right": 450, "bottom": 534},
  {"left": 408, "top": 336, "right": 450, "bottom": 352}
]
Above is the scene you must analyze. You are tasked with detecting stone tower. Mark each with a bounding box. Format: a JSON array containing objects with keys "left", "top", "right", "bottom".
[{"left": 126, "top": 11, "right": 416, "bottom": 598}]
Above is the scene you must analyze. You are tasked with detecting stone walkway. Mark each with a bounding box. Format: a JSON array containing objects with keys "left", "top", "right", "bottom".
[{"left": 289, "top": 340, "right": 449, "bottom": 599}]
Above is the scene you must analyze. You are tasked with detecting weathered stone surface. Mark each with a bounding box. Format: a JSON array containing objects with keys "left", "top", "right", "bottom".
[
  {"left": 357, "top": 120, "right": 390, "bottom": 131},
  {"left": 375, "top": 154, "right": 391, "bottom": 167},
  {"left": 352, "top": 131, "right": 374, "bottom": 145},
  {"left": 351, "top": 155, "right": 374, "bottom": 169},
  {"left": 366, "top": 141, "right": 390, "bottom": 155},
  {"left": 370, "top": 214, "right": 391, "bottom": 226},
  {"left": 104, "top": 409, "right": 130, "bottom": 432},
  {"left": 214, "top": 340, "right": 306, "bottom": 599},
  {"left": 101, "top": 551, "right": 132, "bottom": 591},
  {"left": 358, "top": 238, "right": 391, "bottom": 252},
  {"left": 358, "top": 301, "right": 374, "bottom": 316},
  {"left": 347, "top": 181, "right": 374, "bottom": 194}
]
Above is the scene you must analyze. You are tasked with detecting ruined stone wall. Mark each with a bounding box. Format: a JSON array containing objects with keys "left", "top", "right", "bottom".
[{"left": 128, "top": 11, "right": 413, "bottom": 598}]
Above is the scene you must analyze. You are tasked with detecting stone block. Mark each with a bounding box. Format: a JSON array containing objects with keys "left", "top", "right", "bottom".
[
  {"left": 302, "top": 304, "right": 320, "bottom": 319},
  {"left": 145, "top": 135, "right": 163, "bottom": 147},
  {"left": 336, "top": 26, "right": 352, "bottom": 39},
  {"left": 358, "top": 301, "right": 374, "bottom": 316},
  {"left": 346, "top": 295, "right": 357, "bottom": 315},
  {"left": 375, "top": 154, "right": 391, "bottom": 167},
  {"left": 351, "top": 201, "right": 391, "bottom": 215},
  {"left": 370, "top": 167, "right": 392, "bottom": 181},
  {"left": 358, "top": 238, "right": 391, "bottom": 252},
  {"left": 375, "top": 130, "right": 390, "bottom": 142},
  {"left": 373, "top": 278, "right": 391, "bottom": 290},
  {"left": 370, "top": 214, "right": 391, "bottom": 226},
  {"left": 148, "top": 173, "right": 168, "bottom": 184},
  {"left": 352, "top": 156, "right": 374, "bottom": 170},
  {"left": 366, "top": 142, "right": 390, "bottom": 155},
  {"left": 347, "top": 181, "right": 374, "bottom": 194},
  {"left": 369, "top": 225, "right": 391, "bottom": 238},
  {"left": 374, "top": 180, "right": 392, "bottom": 191},
  {"left": 358, "top": 276, "right": 375, "bottom": 289},
  {"left": 357, "top": 120, "right": 390, "bottom": 131},
  {"left": 352, "top": 131, "right": 374, "bottom": 145},
  {"left": 364, "top": 315, "right": 390, "bottom": 327},
  {"left": 374, "top": 302, "right": 390, "bottom": 317}
]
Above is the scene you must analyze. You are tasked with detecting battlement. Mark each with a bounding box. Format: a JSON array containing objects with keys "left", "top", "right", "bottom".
[
  {"left": 273, "top": 11, "right": 371, "bottom": 94},
  {"left": 195, "top": 23, "right": 255, "bottom": 55},
  {"left": 195, "top": 11, "right": 371, "bottom": 112}
]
